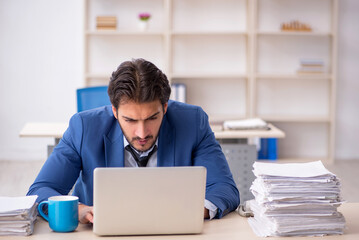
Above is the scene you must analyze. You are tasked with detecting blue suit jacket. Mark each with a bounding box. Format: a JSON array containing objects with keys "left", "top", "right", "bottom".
[{"left": 28, "top": 101, "right": 240, "bottom": 218}]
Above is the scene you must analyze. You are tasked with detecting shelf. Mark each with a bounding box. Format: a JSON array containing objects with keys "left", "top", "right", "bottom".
[
  {"left": 171, "top": 73, "right": 247, "bottom": 79},
  {"left": 173, "top": 78, "right": 247, "bottom": 121},
  {"left": 171, "top": 31, "right": 247, "bottom": 36},
  {"left": 86, "top": 73, "right": 248, "bottom": 81},
  {"left": 258, "top": 116, "right": 331, "bottom": 123},
  {"left": 171, "top": 0, "right": 247, "bottom": 33},
  {"left": 84, "top": 0, "right": 338, "bottom": 163},
  {"left": 172, "top": 35, "right": 247, "bottom": 76},
  {"left": 257, "top": 0, "right": 333, "bottom": 35},
  {"left": 256, "top": 31, "right": 332, "bottom": 37},
  {"left": 86, "top": 30, "right": 164, "bottom": 36},
  {"left": 255, "top": 73, "right": 332, "bottom": 80},
  {"left": 256, "top": 36, "right": 331, "bottom": 74}
]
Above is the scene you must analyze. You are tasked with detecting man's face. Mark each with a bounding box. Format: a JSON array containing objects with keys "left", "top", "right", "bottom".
[{"left": 112, "top": 100, "right": 167, "bottom": 152}]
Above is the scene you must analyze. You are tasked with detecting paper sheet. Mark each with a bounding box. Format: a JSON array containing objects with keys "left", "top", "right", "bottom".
[
  {"left": 223, "top": 118, "right": 269, "bottom": 130},
  {"left": 247, "top": 161, "right": 345, "bottom": 237},
  {"left": 0, "top": 196, "right": 38, "bottom": 213},
  {"left": 253, "top": 160, "right": 334, "bottom": 178},
  {"left": 0, "top": 196, "right": 38, "bottom": 236}
]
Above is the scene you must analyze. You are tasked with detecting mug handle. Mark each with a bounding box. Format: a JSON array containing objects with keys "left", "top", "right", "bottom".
[{"left": 38, "top": 201, "right": 49, "bottom": 221}]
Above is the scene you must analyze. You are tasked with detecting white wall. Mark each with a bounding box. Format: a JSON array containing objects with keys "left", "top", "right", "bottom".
[
  {"left": 0, "top": 0, "right": 83, "bottom": 160},
  {"left": 336, "top": 0, "right": 359, "bottom": 160},
  {"left": 0, "top": 0, "right": 358, "bottom": 161}
]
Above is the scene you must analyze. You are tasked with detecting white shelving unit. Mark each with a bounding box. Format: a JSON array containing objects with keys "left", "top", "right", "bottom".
[
  {"left": 252, "top": 0, "right": 338, "bottom": 163},
  {"left": 84, "top": 0, "right": 167, "bottom": 85},
  {"left": 83, "top": 0, "right": 338, "bottom": 163}
]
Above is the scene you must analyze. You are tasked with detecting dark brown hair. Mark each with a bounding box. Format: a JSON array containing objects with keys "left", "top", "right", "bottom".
[{"left": 108, "top": 58, "right": 171, "bottom": 109}]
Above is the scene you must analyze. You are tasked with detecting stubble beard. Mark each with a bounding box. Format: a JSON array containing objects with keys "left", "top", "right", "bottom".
[{"left": 125, "top": 133, "right": 158, "bottom": 153}]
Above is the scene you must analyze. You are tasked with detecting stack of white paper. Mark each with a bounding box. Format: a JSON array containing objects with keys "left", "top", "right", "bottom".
[
  {"left": 223, "top": 118, "right": 269, "bottom": 130},
  {"left": 248, "top": 161, "right": 346, "bottom": 237},
  {"left": 0, "top": 196, "right": 38, "bottom": 236}
]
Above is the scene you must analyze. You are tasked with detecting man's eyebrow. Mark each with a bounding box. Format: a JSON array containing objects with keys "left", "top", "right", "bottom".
[
  {"left": 122, "top": 116, "right": 135, "bottom": 121},
  {"left": 146, "top": 112, "right": 160, "bottom": 120},
  {"left": 121, "top": 112, "right": 160, "bottom": 121}
]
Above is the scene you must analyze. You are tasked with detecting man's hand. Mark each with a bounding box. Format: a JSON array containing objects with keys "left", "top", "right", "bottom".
[
  {"left": 78, "top": 204, "right": 94, "bottom": 224},
  {"left": 204, "top": 208, "right": 210, "bottom": 219}
]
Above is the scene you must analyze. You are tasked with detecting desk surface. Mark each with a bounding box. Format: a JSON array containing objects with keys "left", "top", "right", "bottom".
[
  {"left": 20, "top": 122, "right": 285, "bottom": 139},
  {"left": 19, "top": 122, "right": 68, "bottom": 139},
  {"left": 3, "top": 203, "right": 358, "bottom": 240},
  {"left": 213, "top": 123, "right": 285, "bottom": 139}
]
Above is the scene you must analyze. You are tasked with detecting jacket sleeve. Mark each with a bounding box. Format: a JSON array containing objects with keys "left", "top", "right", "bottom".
[
  {"left": 27, "top": 114, "right": 83, "bottom": 203},
  {"left": 192, "top": 108, "right": 240, "bottom": 218}
]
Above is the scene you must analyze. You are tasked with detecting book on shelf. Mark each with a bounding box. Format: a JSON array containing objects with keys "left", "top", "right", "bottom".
[
  {"left": 297, "top": 67, "right": 325, "bottom": 73},
  {"left": 96, "top": 16, "right": 117, "bottom": 30},
  {"left": 96, "top": 26, "right": 117, "bottom": 30},
  {"left": 96, "top": 22, "right": 117, "bottom": 27},
  {"left": 300, "top": 59, "right": 324, "bottom": 66},
  {"left": 297, "top": 58, "right": 326, "bottom": 74},
  {"left": 96, "top": 16, "right": 117, "bottom": 21},
  {"left": 170, "top": 83, "right": 186, "bottom": 103}
]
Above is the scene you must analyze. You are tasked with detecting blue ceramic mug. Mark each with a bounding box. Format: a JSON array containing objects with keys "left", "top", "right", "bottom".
[{"left": 38, "top": 196, "right": 79, "bottom": 232}]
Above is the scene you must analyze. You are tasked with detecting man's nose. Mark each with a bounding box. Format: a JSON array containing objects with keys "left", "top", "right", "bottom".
[{"left": 135, "top": 122, "right": 147, "bottom": 139}]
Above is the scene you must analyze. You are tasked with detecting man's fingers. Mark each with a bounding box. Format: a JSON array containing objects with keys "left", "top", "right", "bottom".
[
  {"left": 86, "top": 210, "right": 94, "bottom": 223},
  {"left": 79, "top": 206, "right": 94, "bottom": 224}
]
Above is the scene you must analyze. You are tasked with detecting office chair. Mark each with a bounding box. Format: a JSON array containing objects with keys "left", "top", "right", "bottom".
[
  {"left": 72, "top": 86, "right": 112, "bottom": 194},
  {"left": 76, "top": 86, "right": 111, "bottom": 112}
]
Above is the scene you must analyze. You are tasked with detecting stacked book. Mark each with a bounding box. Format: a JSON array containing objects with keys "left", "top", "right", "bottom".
[
  {"left": 297, "top": 59, "right": 325, "bottom": 74},
  {"left": 96, "top": 16, "right": 117, "bottom": 30},
  {"left": 170, "top": 83, "right": 186, "bottom": 103},
  {"left": 0, "top": 196, "right": 38, "bottom": 236},
  {"left": 247, "top": 161, "right": 345, "bottom": 237}
]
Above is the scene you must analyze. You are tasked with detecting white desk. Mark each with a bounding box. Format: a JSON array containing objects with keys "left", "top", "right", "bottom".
[
  {"left": 20, "top": 122, "right": 68, "bottom": 156},
  {"left": 20, "top": 122, "right": 285, "bottom": 141},
  {"left": 2, "top": 203, "right": 358, "bottom": 239},
  {"left": 19, "top": 122, "right": 68, "bottom": 145}
]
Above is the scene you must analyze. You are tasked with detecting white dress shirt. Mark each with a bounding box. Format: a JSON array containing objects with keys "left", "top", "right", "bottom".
[{"left": 123, "top": 137, "right": 218, "bottom": 219}]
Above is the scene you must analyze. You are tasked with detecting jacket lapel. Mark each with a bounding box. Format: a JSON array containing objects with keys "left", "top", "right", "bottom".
[
  {"left": 157, "top": 115, "right": 175, "bottom": 167},
  {"left": 104, "top": 120, "right": 124, "bottom": 167}
]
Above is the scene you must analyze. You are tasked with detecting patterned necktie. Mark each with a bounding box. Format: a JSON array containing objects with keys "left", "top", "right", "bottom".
[{"left": 125, "top": 145, "right": 158, "bottom": 167}]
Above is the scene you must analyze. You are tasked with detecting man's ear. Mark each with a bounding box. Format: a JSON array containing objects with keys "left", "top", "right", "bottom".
[
  {"left": 163, "top": 103, "right": 168, "bottom": 115},
  {"left": 112, "top": 105, "right": 118, "bottom": 119}
]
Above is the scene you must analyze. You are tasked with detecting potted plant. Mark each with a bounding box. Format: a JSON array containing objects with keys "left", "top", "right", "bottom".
[{"left": 138, "top": 12, "right": 151, "bottom": 31}]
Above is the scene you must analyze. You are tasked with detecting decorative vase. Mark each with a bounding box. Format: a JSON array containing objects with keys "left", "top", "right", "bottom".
[{"left": 138, "top": 21, "right": 149, "bottom": 31}]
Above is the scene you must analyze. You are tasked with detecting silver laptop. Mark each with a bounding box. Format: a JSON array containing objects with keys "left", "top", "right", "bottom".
[{"left": 93, "top": 167, "right": 207, "bottom": 236}]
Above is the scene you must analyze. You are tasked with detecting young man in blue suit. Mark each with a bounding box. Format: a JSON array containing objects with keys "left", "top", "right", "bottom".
[{"left": 27, "top": 58, "right": 240, "bottom": 223}]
